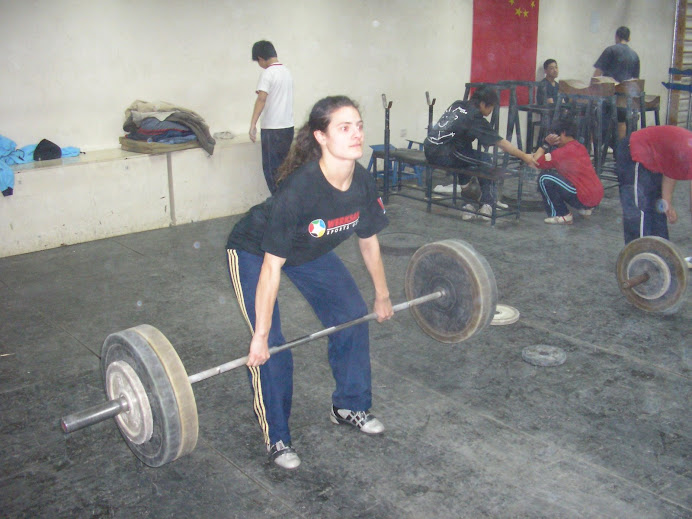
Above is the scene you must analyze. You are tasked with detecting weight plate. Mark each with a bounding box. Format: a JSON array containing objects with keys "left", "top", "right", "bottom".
[
  {"left": 521, "top": 345, "right": 567, "bottom": 367},
  {"left": 404, "top": 239, "right": 497, "bottom": 343},
  {"left": 378, "top": 232, "right": 426, "bottom": 256},
  {"left": 105, "top": 360, "right": 153, "bottom": 445},
  {"left": 625, "top": 253, "right": 671, "bottom": 300},
  {"left": 101, "top": 325, "right": 198, "bottom": 467},
  {"left": 616, "top": 236, "right": 688, "bottom": 314},
  {"left": 491, "top": 304, "right": 520, "bottom": 326}
]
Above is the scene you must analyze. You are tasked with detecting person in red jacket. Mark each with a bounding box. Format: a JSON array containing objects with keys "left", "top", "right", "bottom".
[
  {"left": 615, "top": 125, "right": 692, "bottom": 244},
  {"left": 532, "top": 118, "right": 604, "bottom": 224}
]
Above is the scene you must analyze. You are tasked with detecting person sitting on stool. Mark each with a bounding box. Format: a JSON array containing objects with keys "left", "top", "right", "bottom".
[
  {"left": 615, "top": 125, "right": 692, "bottom": 244},
  {"left": 424, "top": 86, "right": 538, "bottom": 221},
  {"left": 532, "top": 118, "right": 604, "bottom": 225}
]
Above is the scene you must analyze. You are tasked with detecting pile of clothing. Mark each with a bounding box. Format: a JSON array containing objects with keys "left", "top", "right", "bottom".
[
  {"left": 123, "top": 100, "right": 215, "bottom": 155},
  {"left": 0, "top": 135, "right": 80, "bottom": 196}
]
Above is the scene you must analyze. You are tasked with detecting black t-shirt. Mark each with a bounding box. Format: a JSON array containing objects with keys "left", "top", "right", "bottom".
[
  {"left": 226, "top": 160, "right": 388, "bottom": 266},
  {"left": 537, "top": 78, "right": 559, "bottom": 104},
  {"left": 593, "top": 43, "right": 640, "bottom": 82},
  {"left": 423, "top": 100, "right": 501, "bottom": 162}
]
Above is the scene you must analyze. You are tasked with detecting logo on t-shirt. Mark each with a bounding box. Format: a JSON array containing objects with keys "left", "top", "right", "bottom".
[
  {"left": 308, "top": 219, "right": 326, "bottom": 238},
  {"left": 308, "top": 212, "right": 360, "bottom": 239}
]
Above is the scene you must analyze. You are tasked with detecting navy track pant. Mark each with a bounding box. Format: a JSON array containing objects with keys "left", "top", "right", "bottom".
[
  {"left": 537, "top": 172, "right": 591, "bottom": 217},
  {"left": 615, "top": 137, "right": 668, "bottom": 244},
  {"left": 227, "top": 249, "right": 372, "bottom": 447}
]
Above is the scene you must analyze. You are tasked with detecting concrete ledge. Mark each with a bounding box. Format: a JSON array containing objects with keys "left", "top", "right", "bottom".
[{"left": 0, "top": 139, "right": 267, "bottom": 258}]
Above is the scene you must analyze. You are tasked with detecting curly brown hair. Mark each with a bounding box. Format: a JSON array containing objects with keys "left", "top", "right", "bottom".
[{"left": 276, "top": 95, "right": 360, "bottom": 184}]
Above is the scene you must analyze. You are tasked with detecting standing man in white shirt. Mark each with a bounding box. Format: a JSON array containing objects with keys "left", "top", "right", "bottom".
[{"left": 249, "top": 40, "right": 294, "bottom": 194}]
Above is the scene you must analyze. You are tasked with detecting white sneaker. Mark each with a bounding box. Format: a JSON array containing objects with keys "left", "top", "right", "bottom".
[
  {"left": 577, "top": 208, "right": 593, "bottom": 217},
  {"left": 268, "top": 440, "right": 301, "bottom": 469},
  {"left": 433, "top": 182, "right": 470, "bottom": 194},
  {"left": 544, "top": 213, "right": 573, "bottom": 225},
  {"left": 461, "top": 203, "right": 476, "bottom": 221},
  {"left": 496, "top": 200, "right": 509, "bottom": 209},
  {"left": 433, "top": 184, "right": 454, "bottom": 194},
  {"left": 330, "top": 406, "right": 385, "bottom": 435},
  {"left": 478, "top": 204, "right": 493, "bottom": 221}
]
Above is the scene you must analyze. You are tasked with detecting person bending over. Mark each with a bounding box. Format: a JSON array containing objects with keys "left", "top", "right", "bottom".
[
  {"left": 424, "top": 86, "right": 538, "bottom": 221},
  {"left": 532, "top": 118, "right": 604, "bottom": 225},
  {"left": 615, "top": 125, "right": 692, "bottom": 244},
  {"left": 227, "top": 96, "right": 394, "bottom": 470}
]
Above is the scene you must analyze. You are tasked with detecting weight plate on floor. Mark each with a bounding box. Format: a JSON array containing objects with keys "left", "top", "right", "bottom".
[
  {"left": 522, "top": 345, "right": 566, "bottom": 367},
  {"left": 405, "top": 239, "right": 497, "bottom": 343},
  {"left": 491, "top": 304, "right": 520, "bottom": 326},
  {"left": 378, "top": 232, "right": 427, "bottom": 256},
  {"left": 105, "top": 360, "right": 153, "bottom": 445},
  {"left": 616, "top": 237, "right": 688, "bottom": 314},
  {"left": 101, "top": 325, "right": 198, "bottom": 467}
]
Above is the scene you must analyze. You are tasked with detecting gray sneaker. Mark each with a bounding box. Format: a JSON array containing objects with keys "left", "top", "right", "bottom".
[
  {"left": 330, "top": 405, "right": 385, "bottom": 434},
  {"left": 268, "top": 440, "right": 301, "bottom": 469}
]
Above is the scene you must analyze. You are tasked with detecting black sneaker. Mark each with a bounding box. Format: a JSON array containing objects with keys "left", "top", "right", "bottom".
[
  {"left": 268, "top": 440, "right": 301, "bottom": 469},
  {"left": 330, "top": 405, "right": 385, "bottom": 434}
]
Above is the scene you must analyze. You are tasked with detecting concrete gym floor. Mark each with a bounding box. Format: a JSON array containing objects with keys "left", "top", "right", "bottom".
[{"left": 0, "top": 179, "right": 690, "bottom": 519}]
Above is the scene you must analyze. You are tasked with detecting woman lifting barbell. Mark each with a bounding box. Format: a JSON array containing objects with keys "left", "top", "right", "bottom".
[{"left": 225, "top": 96, "right": 394, "bottom": 470}]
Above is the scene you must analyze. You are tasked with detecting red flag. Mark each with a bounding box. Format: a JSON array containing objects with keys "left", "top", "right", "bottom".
[{"left": 471, "top": 0, "right": 539, "bottom": 105}]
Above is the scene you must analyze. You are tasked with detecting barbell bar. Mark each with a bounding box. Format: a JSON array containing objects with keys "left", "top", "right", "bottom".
[
  {"left": 60, "top": 239, "right": 498, "bottom": 467},
  {"left": 60, "top": 290, "right": 444, "bottom": 434}
]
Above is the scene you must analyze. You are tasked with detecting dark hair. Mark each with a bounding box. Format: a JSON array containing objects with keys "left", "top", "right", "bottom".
[
  {"left": 251, "top": 40, "right": 277, "bottom": 61},
  {"left": 615, "top": 26, "right": 630, "bottom": 42},
  {"left": 543, "top": 59, "right": 557, "bottom": 70},
  {"left": 550, "top": 117, "right": 577, "bottom": 138},
  {"left": 276, "top": 96, "right": 360, "bottom": 183},
  {"left": 470, "top": 86, "right": 499, "bottom": 108}
]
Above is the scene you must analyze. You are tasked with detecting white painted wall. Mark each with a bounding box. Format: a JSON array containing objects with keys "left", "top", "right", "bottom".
[
  {"left": 0, "top": 0, "right": 676, "bottom": 151},
  {"left": 0, "top": 0, "right": 679, "bottom": 257},
  {"left": 536, "top": 0, "right": 675, "bottom": 108}
]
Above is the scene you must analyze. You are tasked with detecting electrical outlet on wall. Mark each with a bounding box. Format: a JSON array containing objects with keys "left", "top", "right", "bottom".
[{"left": 400, "top": 129, "right": 407, "bottom": 138}]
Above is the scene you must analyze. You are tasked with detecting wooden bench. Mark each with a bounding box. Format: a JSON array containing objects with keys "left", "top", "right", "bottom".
[
  {"left": 372, "top": 147, "right": 524, "bottom": 226},
  {"left": 1, "top": 139, "right": 267, "bottom": 258}
]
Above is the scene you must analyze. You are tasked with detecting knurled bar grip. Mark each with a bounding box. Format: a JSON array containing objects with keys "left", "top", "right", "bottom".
[{"left": 60, "top": 290, "right": 444, "bottom": 434}]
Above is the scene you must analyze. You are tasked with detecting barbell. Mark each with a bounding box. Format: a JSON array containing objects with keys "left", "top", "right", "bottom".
[
  {"left": 60, "top": 239, "right": 498, "bottom": 467},
  {"left": 616, "top": 236, "right": 689, "bottom": 314}
]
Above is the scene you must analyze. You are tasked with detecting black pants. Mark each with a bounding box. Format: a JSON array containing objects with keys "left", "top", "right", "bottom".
[
  {"left": 426, "top": 145, "right": 496, "bottom": 205},
  {"left": 260, "top": 127, "right": 294, "bottom": 194}
]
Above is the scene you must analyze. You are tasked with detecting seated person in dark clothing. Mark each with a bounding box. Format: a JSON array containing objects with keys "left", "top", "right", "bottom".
[
  {"left": 537, "top": 59, "right": 560, "bottom": 105},
  {"left": 424, "top": 86, "right": 538, "bottom": 221},
  {"left": 593, "top": 26, "right": 640, "bottom": 82}
]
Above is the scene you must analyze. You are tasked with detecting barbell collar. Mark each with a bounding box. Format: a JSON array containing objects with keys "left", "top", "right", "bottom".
[{"left": 61, "top": 396, "right": 128, "bottom": 434}]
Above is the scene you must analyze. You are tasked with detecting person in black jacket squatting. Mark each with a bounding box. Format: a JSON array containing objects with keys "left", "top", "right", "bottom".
[{"left": 226, "top": 95, "right": 394, "bottom": 469}]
